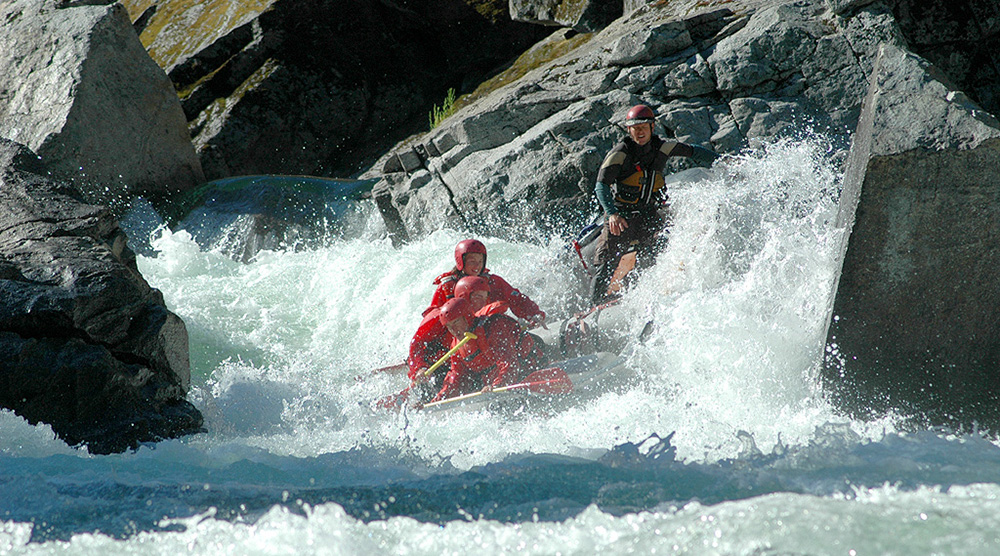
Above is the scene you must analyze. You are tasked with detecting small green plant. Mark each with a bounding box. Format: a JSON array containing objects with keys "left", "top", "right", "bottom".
[{"left": 429, "top": 88, "right": 457, "bottom": 130}]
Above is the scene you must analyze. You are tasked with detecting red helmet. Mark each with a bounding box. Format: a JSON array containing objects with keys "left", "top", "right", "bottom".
[
  {"left": 454, "top": 276, "right": 490, "bottom": 300},
  {"left": 624, "top": 104, "right": 656, "bottom": 127},
  {"left": 439, "top": 297, "right": 473, "bottom": 326},
  {"left": 454, "top": 239, "right": 487, "bottom": 272}
]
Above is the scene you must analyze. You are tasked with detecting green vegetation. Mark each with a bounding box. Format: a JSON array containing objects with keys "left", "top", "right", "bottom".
[
  {"left": 464, "top": 0, "right": 506, "bottom": 23},
  {"left": 121, "top": 0, "right": 276, "bottom": 69},
  {"left": 423, "top": 30, "right": 594, "bottom": 130},
  {"left": 463, "top": 30, "right": 594, "bottom": 104},
  {"left": 429, "top": 88, "right": 458, "bottom": 130}
]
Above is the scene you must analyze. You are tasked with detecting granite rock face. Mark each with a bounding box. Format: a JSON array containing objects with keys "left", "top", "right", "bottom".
[
  {"left": 0, "top": 139, "right": 203, "bottom": 454},
  {"left": 826, "top": 44, "right": 1000, "bottom": 428},
  {"left": 0, "top": 0, "right": 204, "bottom": 202},
  {"left": 370, "top": 0, "right": 891, "bottom": 238}
]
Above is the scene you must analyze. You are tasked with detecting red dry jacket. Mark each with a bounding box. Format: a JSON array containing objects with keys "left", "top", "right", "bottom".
[
  {"left": 406, "top": 308, "right": 448, "bottom": 380},
  {"left": 431, "top": 314, "right": 543, "bottom": 402},
  {"left": 424, "top": 270, "right": 544, "bottom": 322}
]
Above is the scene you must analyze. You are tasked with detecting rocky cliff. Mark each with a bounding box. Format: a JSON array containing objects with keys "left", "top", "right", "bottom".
[
  {"left": 370, "top": 0, "right": 891, "bottom": 237},
  {"left": 369, "top": 0, "right": 998, "bottom": 240},
  {"left": 121, "top": 0, "right": 549, "bottom": 181}
]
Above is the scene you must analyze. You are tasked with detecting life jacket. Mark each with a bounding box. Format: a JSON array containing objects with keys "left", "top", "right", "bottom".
[
  {"left": 474, "top": 300, "right": 509, "bottom": 318},
  {"left": 613, "top": 136, "right": 667, "bottom": 206}
]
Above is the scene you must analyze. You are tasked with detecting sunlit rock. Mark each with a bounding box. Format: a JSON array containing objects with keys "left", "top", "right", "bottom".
[
  {"left": 510, "top": 0, "right": 622, "bottom": 32},
  {"left": 371, "top": 1, "right": 881, "bottom": 236},
  {"left": 0, "top": 0, "right": 204, "bottom": 202}
]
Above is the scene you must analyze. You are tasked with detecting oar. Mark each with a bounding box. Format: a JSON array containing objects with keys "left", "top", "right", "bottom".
[
  {"left": 423, "top": 332, "right": 476, "bottom": 377},
  {"left": 356, "top": 361, "right": 408, "bottom": 382},
  {"left": 420, "top": 367, "right": 573, "bottom": 409},
  {"left": 376, "top": 332, "right": 477, "bottom": 409},
  {"left": 373, "top": 362, "right": 408, "bottom": 374}
]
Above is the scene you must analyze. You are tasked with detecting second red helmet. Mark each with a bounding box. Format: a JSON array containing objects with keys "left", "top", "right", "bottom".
[
  {"left": 454, "top": 239, "right": 487, "bottom": 272},
  {"left": 439, "top": 297, "right": 474, "bottom": 325},
  {"left": 454, "top": 276, "right": 490, "bottom": 300},
  {"left": 624, "top": 104, "right": 656, "bottom": 127}
]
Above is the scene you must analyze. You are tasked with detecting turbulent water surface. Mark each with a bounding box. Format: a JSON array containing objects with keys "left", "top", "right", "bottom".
[{"left": 4, "top": 139, "right": 1000, "bottom": 555}]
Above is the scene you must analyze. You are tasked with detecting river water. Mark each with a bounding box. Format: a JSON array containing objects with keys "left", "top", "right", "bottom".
[{"left": 3, "top": 138, "right": 1000, "bottom": 554}]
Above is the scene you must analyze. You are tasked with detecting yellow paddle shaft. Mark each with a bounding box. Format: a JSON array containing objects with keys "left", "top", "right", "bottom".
[{"left": 422, "top": 332, "right": 477, "bottom": 377}]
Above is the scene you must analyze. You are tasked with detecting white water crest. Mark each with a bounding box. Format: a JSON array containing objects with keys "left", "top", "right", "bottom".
[{"left": 8, "top": 136, "right": 999, "bottom": 554}]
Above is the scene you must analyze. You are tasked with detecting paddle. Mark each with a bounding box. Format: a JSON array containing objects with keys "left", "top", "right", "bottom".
[
  {"left": 375, "top": 332, "right": 478, "bottom": 410},
  {"left": 423, "top": 332, "right": 476, "bottom": 377},
  {"left": 373, "top": 362, "right": 408, "bottom": 374},
  {"left": 420, "top": 367, "right": 573, "bottom": 410}
]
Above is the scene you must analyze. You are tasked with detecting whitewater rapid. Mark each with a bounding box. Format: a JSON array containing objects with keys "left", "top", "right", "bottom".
[
  {"left": 132, "top": 137, "right": 879, "bottom": 466},
  {"left": 7, "top": 137, "right": 1000, "bottom": 554}
]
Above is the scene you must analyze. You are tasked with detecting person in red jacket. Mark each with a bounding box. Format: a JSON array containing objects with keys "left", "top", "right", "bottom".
[
  {"left": 429, "top": 297, "right": 545, "bottom": 403},
  {"left": 405, "top": 276, "right": 506, "bottom": 404},
  {"left": 454, "top": 275, "right": 507, "bottom": 317},
  {"left": 425, "top": 239, "right": 547, "bottom": 328},
  {"left": 405, "top": 307, "right": 449, "bottom": 394}
]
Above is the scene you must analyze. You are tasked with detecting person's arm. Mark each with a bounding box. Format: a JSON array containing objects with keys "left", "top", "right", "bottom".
[
  {"left": 595, "top": 181, "right": 618, "bottom": 216},
  {"left": 489, "top": 275, "right": 545, "bottom": 324},
  {"left": 485, "top": 320, "right": 536, "bottom": 388},
  {"left": 596, "top": 180, "right": 629, "bottom": 235},
  {"left": 423, "top": 280, "right": 454, "bottom": 316},
  {"left": 662, "top": 141, "right": 718, "bottom": 167},
  {"left": 407, "top": 318, "right": 444, "bottom": 380},
  {"left": 431, "top": 360, "right": 464, "bottom": 402},
  {"left": 689, "top": 144, "right": 719, "bottom": 166}
]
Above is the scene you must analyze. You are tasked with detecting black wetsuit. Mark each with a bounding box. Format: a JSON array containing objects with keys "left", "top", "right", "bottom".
[{"left": 591, "top": 136, "right": 717, "bottom": 304}]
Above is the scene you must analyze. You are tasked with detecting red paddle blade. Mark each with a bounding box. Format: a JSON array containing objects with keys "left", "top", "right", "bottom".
[
  {"left": 376, "top": 386, "right": 411, "bottom": 411},
  {"left": 520, "top": 367, "right": 573, "bottom": 394}
]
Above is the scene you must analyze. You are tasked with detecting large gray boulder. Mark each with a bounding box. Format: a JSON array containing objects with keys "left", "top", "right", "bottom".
[
  {"left": 825, "top": 43, "right": 1000, "bottom": 427},
  {"left": 371, "top": 0, "right": 894, "bottom": 237},
  {"left": 0, "top": 0, "right": 204, "bottom": 201},
  {"left": 0, "top": 139, "right": 203, "bottom": 454}
]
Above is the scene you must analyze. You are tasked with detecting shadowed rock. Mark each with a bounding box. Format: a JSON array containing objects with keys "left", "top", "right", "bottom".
[
  {"left": 825, "top": 44, "right": 1000, "bottom": 428},
  {"left": 127, "top": 0, "right": 548, "bottom": 182},
  {"left": 0, "top": 139, "right": 203, "bottom": 454}
]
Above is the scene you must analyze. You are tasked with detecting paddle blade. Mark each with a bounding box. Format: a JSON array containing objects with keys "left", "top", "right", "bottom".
[
  {"left": 373, "top": 362, "right": 408, "bottom": 375},
  {"left": 375, "top": 386, "right": 411, "bottom": 411}
]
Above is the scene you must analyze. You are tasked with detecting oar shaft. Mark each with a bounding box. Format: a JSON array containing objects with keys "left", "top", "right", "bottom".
[{"left": 423, "top": 332, "right": 477, "bottom": 377}]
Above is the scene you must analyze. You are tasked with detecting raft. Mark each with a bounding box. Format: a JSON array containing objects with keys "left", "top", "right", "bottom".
[{"left": 419, "top": 351, "right": 634, "bottom": 414}]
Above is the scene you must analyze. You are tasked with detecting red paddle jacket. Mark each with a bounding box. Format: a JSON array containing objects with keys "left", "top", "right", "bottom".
[
  {"left": 431, "top": 313, "right": 544, "bottom": 402},
  {"left": 407, "top": 308, "right": 449, "bottom": 380},
  {"left": 424, "top": 270, "right": 545, "bottom": 323},
  {"left": 407, "top": 302, "right": 510, "bottom": 380}
]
